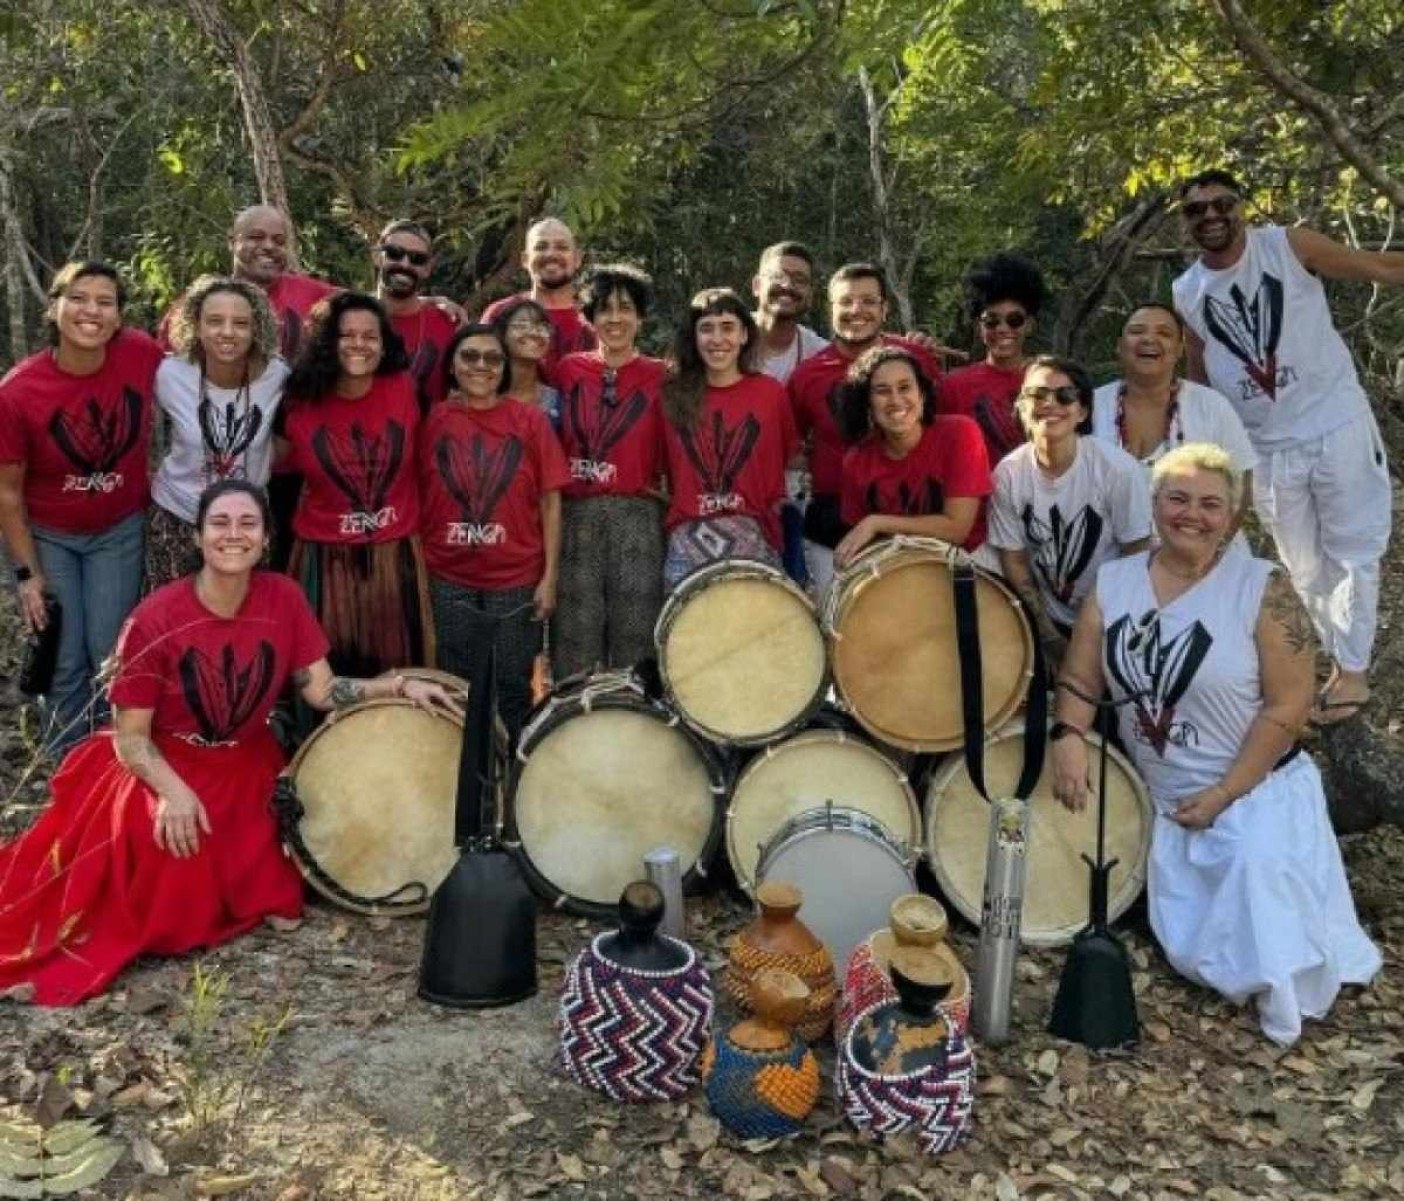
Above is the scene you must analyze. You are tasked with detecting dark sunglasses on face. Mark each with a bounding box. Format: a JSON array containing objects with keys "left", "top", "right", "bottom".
[
  {"left": 980, "top": 311, "right": 1028, "bottom": 330},
  {"left": 1181, "top": 196, "right": 1238, "bottom": 220},
  {"left": 1019, "top": 384, "right": 1082, "bottom": 407},
  {"left": 457, "top": 349, "right": 505, "bottom": 367},
  {"left": 378, "top": 244, "right": 431, "bottom": 267}
]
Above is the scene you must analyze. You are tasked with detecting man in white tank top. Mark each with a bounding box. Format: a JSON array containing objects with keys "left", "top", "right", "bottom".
[{"left": 1172, "top": 168, "right": 1401, "bottom": 722}]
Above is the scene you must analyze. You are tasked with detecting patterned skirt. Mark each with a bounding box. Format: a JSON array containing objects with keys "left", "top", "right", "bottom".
[
  {"left": 288, "top": 536, "right": 435, "bottom": 678},
  {"left": 144, "top": 504, "right": 203, "bottom": 593},
  {"left": 663, "top": 516, "right": 779, "bottom": 592}
]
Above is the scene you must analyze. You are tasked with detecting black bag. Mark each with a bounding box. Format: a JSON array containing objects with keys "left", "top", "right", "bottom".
[{"left": 19, "top": 595, "right": 63, "bottom": 697}]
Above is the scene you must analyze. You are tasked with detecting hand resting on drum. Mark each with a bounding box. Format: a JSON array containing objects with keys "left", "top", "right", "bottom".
[{"left": 291, "top": 659, "right": 466, "bottom": 719}]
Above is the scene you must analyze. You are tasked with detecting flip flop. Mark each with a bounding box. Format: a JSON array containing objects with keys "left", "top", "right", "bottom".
[{"left": 1310, "top": 696, "right": 1372, "bottom": 727}]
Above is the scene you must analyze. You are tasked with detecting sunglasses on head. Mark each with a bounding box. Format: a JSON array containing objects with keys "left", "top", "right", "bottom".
[
  {"left": 378, "top": 244, "right": 431, "bottom": 267},
  {"left": 1019, "top": 384, "right": 1082, "bottom": 407},
  {"left": 980, "top": 311, "right": 1028, "bottom": 331},
  {"left": 457, "top": 349, "right": 505, "bottom": 367},
  {"left": 1181, "top": 195, "right": 1238, "bottom": 220}
]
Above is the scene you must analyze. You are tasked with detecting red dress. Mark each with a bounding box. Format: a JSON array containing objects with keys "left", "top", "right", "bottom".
[{"left": 0, "top": 572, "right": 329, "bottom": 1006}]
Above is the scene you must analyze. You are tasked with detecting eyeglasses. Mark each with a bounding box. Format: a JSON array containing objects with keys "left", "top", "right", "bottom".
[
  {"left": 506, "top": 320, "right": 551, "bottom": 337},
  {"left": 601, "top": 368, "right": 618, "bottom": 407},
  {"left": 1181, "top": 196, "right": 1238, "bottom": 220},
  {"left": 1019, "top": 384, "right": 1082, "bottom": 406},
  {"left": 457, "top": 349, "right": 505, "bottom": 367},
  {"left": 378, "top": 244, "right": 431, "bottom": 267},
  {"left": 980, "top": 311, "right": 1028, "bottom": 331}
]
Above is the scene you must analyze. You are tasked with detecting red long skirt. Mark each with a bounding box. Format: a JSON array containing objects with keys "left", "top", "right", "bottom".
[{"left": 0, "top": 730, "right": 302, "bottom": 1006}]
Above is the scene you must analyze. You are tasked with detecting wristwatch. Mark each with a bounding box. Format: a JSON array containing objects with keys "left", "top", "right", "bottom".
[
  {"left": 1048, "top": 720, "right": 1083, "bottom": 743},
  {"left": 14, "top": 565, "right": 33, "bottom": 583}
]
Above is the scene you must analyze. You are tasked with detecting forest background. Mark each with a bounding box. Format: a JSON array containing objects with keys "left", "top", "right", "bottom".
[{"left": 1, "top": 0, "right": 1401, "bottom": 447}]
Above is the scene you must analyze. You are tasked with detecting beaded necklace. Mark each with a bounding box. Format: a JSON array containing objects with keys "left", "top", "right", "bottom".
[{"left": 1115, "top": 378, "right": 1182, "bottom": 463}]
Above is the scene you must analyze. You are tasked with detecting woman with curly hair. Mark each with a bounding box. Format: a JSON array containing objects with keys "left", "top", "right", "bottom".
[
  {"left": 834, "top": 345, "right": 992, "bottom": 568},
  {"left": 147, "top": 275, "right": 287, "bottom": 588},
  {"left": 939, "top": 252, "right": 1048, "bottom": 467},
  {"left": 660, "top": 288, "right": 797, "bottom": 589},
  {"left": 279, "top": 292, "right": 433, "bottom": 678}
]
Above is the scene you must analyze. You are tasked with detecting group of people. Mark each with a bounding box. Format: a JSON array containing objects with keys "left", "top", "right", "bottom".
[{"left": 0, "top": 169, "right": 1394, "bottom": 1043}]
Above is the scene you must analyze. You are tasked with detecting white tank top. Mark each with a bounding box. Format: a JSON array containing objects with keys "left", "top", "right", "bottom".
[
  {"left": 1097, "top": 546, "right": 1275, "bottom": 807},
  {"left": 1172, "top": 226, "right": 1368, "bottom": 450}
]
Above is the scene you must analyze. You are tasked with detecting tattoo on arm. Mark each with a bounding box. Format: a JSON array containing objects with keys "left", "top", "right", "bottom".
[
  {"left": 328, "top": 677, "right": 365, "bottom": 709},
  {"left": 115, "top": 732, "right": 168, "bottom": 787},
  {"left": 1264, "top": 571, "right": 1315, "bottom": 657}
]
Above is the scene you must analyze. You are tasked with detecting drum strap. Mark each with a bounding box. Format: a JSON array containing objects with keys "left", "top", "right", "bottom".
[{"left": 952, "top": 562, "right": 1048, "bottom": 803}]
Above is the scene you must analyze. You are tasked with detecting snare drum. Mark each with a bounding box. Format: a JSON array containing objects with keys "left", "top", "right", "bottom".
[
  {"left": 282, "top": 699, "right": 464, "bottom": 915},
  {"left": 925, "top": 721, "right": 1153, "bottom": 946},
  {"left": 727, "top": 729, "right": 920, "bottom": 894},
  {"left": 823, "top": 537, "right": 1034, "bottom": 752},
  {"left": 507, "top": 673, "right": 726, "bottom": 917},
  {"left": 756, "top": 805, "right": 917, "bottom": 970},
  {"left": 656, "top": 559, "right": 827, "bottom": 746}
]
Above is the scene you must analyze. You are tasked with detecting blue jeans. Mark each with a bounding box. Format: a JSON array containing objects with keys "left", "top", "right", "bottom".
[{"left": 31, "top": 511, "right": 145, "bottom": 754}]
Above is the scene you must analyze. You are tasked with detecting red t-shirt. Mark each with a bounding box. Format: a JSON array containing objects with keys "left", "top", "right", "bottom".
[
  {"left": 937, "top": 361, "right": 1026, "bottom": 467},
  {"left": 418, "top": 398, "right": 571, "bottom": 590},
  {"left": 390, "top": 303, "right": 459, "bottom": 412},
  {"left": 110, "top": 571, "right": 329, "bottom": 745},
  {"left": 480, "top": 293, "right": 597, "bottom": 379},
  {"left": 787, "top": 335, "right": 941, "bottom": 498},
  {"left": 553, "top": 353, "right": 666, "bottom": 500},
  {"left": 662, "top": 373, "right": 798, "bottom": 550},
  {"left": 159, "top": 271, "right": 337, "bottom": 359},
  {"left": 281, "top": 374, "right": 421, "bottom": 544},
  {"left": 0, "top": 330, "right": 163, "bottom": 533},
  {"left": 840, "top": 415, "right": 992, "bottom": 551}
]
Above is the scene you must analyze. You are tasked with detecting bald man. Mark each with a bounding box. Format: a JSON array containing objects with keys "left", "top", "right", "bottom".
[{"left": 482, "top": 217, "right": 597, "bottom": 374}]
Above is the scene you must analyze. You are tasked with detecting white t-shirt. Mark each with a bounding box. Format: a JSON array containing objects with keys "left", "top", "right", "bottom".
[
  {"left": 1172, "top": 225, "right": 1369, "bottom": 450},
  {"left": 989, "top": 437, "right": 1152, "bottom": 629},
  {"left": 151, "top": 356, "right": 289, "bottom": 522},
  {"left": 1091, "top": 379, "right": 1258, "bottom": 475},
  {"left": 759, "top": 324, "right": 828, "bottom": 385}
]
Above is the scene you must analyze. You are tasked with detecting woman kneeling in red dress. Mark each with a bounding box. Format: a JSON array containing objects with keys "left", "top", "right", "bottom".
[{"left": 0, "top": 479, "right": 459, "bottom": 1006}]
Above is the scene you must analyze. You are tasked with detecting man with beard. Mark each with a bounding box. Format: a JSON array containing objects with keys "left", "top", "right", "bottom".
[
  {"left": 787, "top": 262, "right": 941, "bottom": 597},
  {"left": 373, "top": 220, "right": 458, "bottom": 411},
  {"left": 1173, "top": 167, "right": 1404, "bottom": 723},
  {"left": 482, "top": 218, "right": 597, "bottom": 375},
  {"left": 752, "top": 241, "right": 828, "bottom": 385}
]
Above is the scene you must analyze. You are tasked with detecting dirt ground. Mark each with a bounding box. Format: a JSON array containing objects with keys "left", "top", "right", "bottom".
[{"left": 1, "top": 524, "right": 1402, "bottom": 1200}]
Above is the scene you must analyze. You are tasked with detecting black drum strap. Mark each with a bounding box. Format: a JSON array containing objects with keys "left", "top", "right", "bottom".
[{"left": 953, "top": 561, "right": 1047, "bottom": 803}]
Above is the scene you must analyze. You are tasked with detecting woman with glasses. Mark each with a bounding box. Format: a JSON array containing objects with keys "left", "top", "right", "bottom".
[
  {"left": 1049, "top": 443, "right": 1380, "bottom": 1045},
  {"left": 280, "top": 292, "right": 433, "bottom": 680},
  {"left": 494, "top": 297, "right": 563, "bottom": 431},
  {"left": 147, "top": 276, "right": 286, "bottom": 589},
  {"left": 418, "top": 324, "right": 570, "bottom": 741},
  {"left": 551, "top": 265, "right": 667, "bottom": 676},
  {"left": 939, "top": 253, "right": 1047, "bottom": 467},
  {"left": 988, "top": 356, "right": 1151, "bottom": 666}
]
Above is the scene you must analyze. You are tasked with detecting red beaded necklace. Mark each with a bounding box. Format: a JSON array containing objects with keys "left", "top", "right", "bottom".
[{"left": 1115, "top": 378, "right": 1182, "bottom": 462}]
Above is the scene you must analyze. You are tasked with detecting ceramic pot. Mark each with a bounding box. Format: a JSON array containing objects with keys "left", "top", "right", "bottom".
[{"left": 725, "top": 880, "right": 836, "bottom": 1041}]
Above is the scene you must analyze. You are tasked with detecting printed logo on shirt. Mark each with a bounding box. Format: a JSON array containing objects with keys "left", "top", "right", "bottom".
[
  {"left": 1021, "top": 502, "right": 1102, "bottom": 605},
  {"left": 865, "top": 477, "right": 944, "bottom": 516},
  {"left": 199, "top": 397, "right": 264, "bottom": 482},
  {"left": 680, "top": 410, "right": 760, "bottom": 517},
  {"left": 278, "top": 309, "right": 304, "bottom": 360},
  {"left": 50, "top": 387, "right": 143, "bottom": 493},
  {"left": 972, "top": 393, "right": 1023, "bottom": 460},
  {"left": 563, "top": 381, "right": 648, "bottom": 487},
  {"left": 1202, "top": 274, "right": 1297, "bottom": 402},
  {"left": 409, "top": 341, "right": 440, "bottom": 411},
  {"left": 1104, "top": 611, "right": 1212, "bottom": 756},
  {"left": 309, "top": 420, "right": 406, "bottom": 537},
  {"left": 178, "top": 640, "right": 277, "bottom": 745},
  {"left": 434, "top": 433, "right": 522, "bottom": 547}
]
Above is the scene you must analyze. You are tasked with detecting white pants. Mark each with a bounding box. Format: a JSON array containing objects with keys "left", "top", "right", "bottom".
[
  {"left": 803, "top": 538, "right": 836, "bottom": 605},
  {"left": 1252, "top": 412, "right": 1392, "bottom": 673}
]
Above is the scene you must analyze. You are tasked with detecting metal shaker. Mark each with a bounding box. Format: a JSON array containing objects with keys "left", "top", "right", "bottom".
[
  {"left": 972, "top": 796, "right": 1031, "bottom": 1044},
  {"left": 643, "top": 846, "right": 686, "bottom": 940}
]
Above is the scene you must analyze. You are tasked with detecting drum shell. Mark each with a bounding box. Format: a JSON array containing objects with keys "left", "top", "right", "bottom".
[{"left": 924, "top": 720, "right": 1153, "bottom": 947}]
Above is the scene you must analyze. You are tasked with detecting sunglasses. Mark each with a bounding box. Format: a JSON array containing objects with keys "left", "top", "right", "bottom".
[
  {"left": 980, "top": 311, "right": 1028, "bottom": 331},
  {"left": 456, "top": 349, "right": 505, "bottom": 367},
  {"left": 1181, "top": 196, "right": 1238, "bottom": 220},
  {"left": 378, "top": 244, "right": 431, "bottom": 267},
  {"left": 1019, "top": 384, "right": 1082, "bottom": 407}
]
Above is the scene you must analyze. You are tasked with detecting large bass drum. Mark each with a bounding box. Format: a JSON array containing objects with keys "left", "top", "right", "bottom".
[
  {"left": 823, "top": 537, "right": 1033, "bottom": 752},
  {"left": 656, "top": 559, "right": 827, "bottom": 747},
  {"left": 507, "top": 673, "right": 726, "bottom": 918},
  {"left": 924, "top": 721, "right": 1153, "bottom": 946}
]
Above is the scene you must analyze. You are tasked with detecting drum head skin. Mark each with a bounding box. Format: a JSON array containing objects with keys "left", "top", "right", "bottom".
[
  {"left": 510, "top": 700, "right": 722, "bottom": 916},
  {"left": 727, "top": 730, "right": 919, "bottom": 893},
  {"left": 925, "top": 722, "right": 1152, "bottom": 946},
  {"left": 827, "top": 541, "right": 1033, "bottom": 752},
  {"left": 659, "top": 564, "right": 827, "bottom": 746},
  {"left": 757, "top": 809, "right": 916, "bottom": 971},
  {"left": 289, "top": 700, "right": 463, "bottom": 915}
]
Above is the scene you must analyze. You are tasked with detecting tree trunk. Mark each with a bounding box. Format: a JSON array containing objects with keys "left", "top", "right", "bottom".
[
  {"left": 1317, "top": 720, "right": 1404, "bottom": 832},
  {"left": 857, "top": 68, "right": 915, "bottom": 328},
  {"left": 0, "top": 147, "right": 30, "bottom": 362}
]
